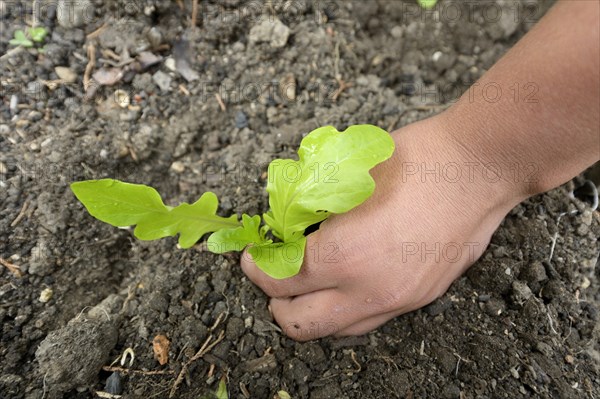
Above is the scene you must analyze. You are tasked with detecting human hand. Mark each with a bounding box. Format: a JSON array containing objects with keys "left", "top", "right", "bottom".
[{"left": 241, "top": 113, "right": 526, "bottom": 341}]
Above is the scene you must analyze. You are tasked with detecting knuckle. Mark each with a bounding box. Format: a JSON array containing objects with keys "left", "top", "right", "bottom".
[
  {"left": 259, "top": 278, "right": 287, "bottom": 298},
  {"left": 279, "top": 320, "right": 340, "bottom": 341}
]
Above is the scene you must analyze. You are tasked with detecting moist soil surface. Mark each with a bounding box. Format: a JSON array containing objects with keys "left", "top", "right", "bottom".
[{"left": 1, "top": 0, "right": 599, "bottom": 398}]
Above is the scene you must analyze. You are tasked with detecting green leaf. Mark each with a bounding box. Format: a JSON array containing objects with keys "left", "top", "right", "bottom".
[
  {"left": 215, "top": 377, "right": 228, "bottom": 399},
  {"left": 277, "top": 391, "right": 292, "bottom": 399},
  {"left": 29, "top": 26, "right": 48, "bottom": 43},
  {"left": 207, "top": 214, "right": 271, "bottom": 253},
  {"left": 417, "top": 0, "right": 438, "bottom": 9},
  {"left": 248, "top": 236, "right": 307, "bottom": 279},
  {"left": 264, "top": 125, "right": 395, "bottom": 242},
  {"left": 9, "top": 30, "right": 33, "bottom": 47},
  {"left": 70, "top": 179, "right": 239, "bottom": 248}
]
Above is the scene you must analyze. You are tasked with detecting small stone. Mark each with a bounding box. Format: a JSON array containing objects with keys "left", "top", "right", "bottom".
[
  {"left": 170, "top": 161, "right": 185, "bottom": 173},
  {"left": 39, "top": 288, "right": 53, "bottom": 303},
  {"left": 152, "top": 71, "right": 172, "bottom": 91},
  {"left": 391, "top": 26, "right": 403, "bottom": 39},
  {"left": 27, "top": 110, "right": 44, "bottom": 122},
  {"left": 511, "top": 281, "right": 533, "bottom": 306},
  {"left": 510, "top": 366, "right": 520, "bottom": 379},
  {"left": 147, "top": 27, "right": 162, "bottom": 48},
  {"left": 483, "top": 298, "right": 505, "bottom": 316},
  {"left": 581, "top": 277, "right": 591, "bottom": 290},
  {"left": 576, "top": 224, "right": 589, "bottom": 236},
  {"left": 249, "top": 18, "right": 290, "bottom": 48},
  {"left": 0, "top": 161, "right": 7, "bottom": 174},
  {"left": 164, "top": 57, "right": 177, "bottom": 72},
  {"left": 244, "top": 316, "right": 253, "bottom": 329},
  {"left": 564, "top": 354, "right": 574, "bottom": 364},
  {"left": 280, "top": 73, "right": 297, "bottom": 101},
  {"left": 535, "top": 341, "right": 553, "bottom": 357},
  {"left": 235, "top": 110, "right": 248, "bottom": 129},
  {"left": 424, "top": 298, "right": 450, "bottom": 316},
  {"left": 498, "top": 3, "right": 519, "bottom": 38},
  {"left": 477, "top": 294, "right": 490, "bottom": 302},
  {"left": 112, "top": 89, "right": 130, "bottom": 108},
  {"left": 232, "top": 41, "right": 245, "bottom": 52},
  {"left": 105, "top": 372, "right": 122, "bottom": 395},
  {"left": 226, "top": 317, "right": 245, "bottom": 341},
  {"left": 520, "top": 261, "right": 548, "bottom": 284},
  {"left": 580, "top": 209, "right": 593, "bottom": 226},
  {"left": 492, "top": 246, "right": 507, "bottom": 258},
  {"left": 441, "top": 384, "right": 461, "bottom": 399},
  {"left": 10, "top": 95, "right": 18, "bottom": 115},
  {"left": 55, "top": 66, "right": 77, "bottom": 83}
]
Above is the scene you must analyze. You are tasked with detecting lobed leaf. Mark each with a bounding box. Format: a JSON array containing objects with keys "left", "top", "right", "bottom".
[
  {"left": 264, "top": 125, "right": 395, "bottom": 242},
  {"left": 207, "top": 214, "right": 270, "bottom": 254},
  {"left": 9, "top": 30, "right": 33, "bottom": 47},
  {"left": 70, "top": 179, "right": 239, "bottom": 248},
  {"left": 248, "top": 236, "right": 307, "bottom": 279},
  {"left": 29, "top": 27, "right": 48, "bottom": 43}
]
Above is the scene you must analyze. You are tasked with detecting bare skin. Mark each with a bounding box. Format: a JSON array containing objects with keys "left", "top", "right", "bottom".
[{"left": 241, "top": 0, "right": 600, "bottom": 341}]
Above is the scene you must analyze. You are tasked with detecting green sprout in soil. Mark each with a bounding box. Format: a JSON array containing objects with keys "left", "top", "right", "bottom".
[
  {"left": 71, "top": 125, "right": 395, "bottom": 279},
  {"left": 417, "top": 0, "right": 438, "bottom": 10},
  {"left": 9, "top": 27, "right": 48, "bottom": 48}
]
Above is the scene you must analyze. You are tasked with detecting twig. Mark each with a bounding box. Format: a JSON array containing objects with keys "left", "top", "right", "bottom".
[
  {"left": 350, "top": 350, "right": 362, "bottom": 373},
  {"left": 86, "top": 22, "right": 107, "bottom": 40},
  {"left": 101, "top": 366, "right": 174, "bottom": 375},
  {"left": 191, "top": 0, "right": 199, "bottom": 29},
  {"left": 11, "top": 199, "right": 30, "bottom": 227},
  {"left": 549, "top": 210, "right": 578, "bottom": 263},
  {"left": 0, "top": 257, "right": 23, "bottom": 278},
  {"left": 332, "top": 78, "right": 352, "bottom": 102},
  {"left": 41, "top": 372, "right": 48, "bottom": 399},
  {"left": 215, "top": 93, "right": 226, "bottom": 112},
  {"left": 547, "top": 312, "right": 559, "bottom": 334},
  {"left": 333, "top": 40, "right": 341, "bottom": 79},
  {"left": 169, "top": 330, "right": 225, "bottom": 398},
  {"left": 83, "top": 43, "right": 96, "bottom": 92},
  {"left": 210, "top": 312, "right": 225, "bottom": 330},
  {"left": 178, "top": 84, "right": 190, "bottom": 96}
]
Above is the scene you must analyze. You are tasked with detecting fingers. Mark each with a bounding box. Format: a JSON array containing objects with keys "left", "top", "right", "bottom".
[
  {"left": 270, "top": 290, "right": 355, "bottom": 341},
  {"left": 240, "top": 229, "right": 344, "bottom": 298}
]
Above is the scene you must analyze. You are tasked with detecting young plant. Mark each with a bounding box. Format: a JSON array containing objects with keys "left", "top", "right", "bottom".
[
  {"left": 9, "top": 27, "right": 48, "bottom": 48},
  {"left": 417, "top": 0, "right": 438, "bottom": 9},
  {"left": 71, "top": 125, "right": 395, "bottom": 279}
]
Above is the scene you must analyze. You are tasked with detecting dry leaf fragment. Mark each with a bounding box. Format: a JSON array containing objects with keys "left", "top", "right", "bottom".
[
  {"left": 153, "top": 334, "right": 170, "bottom": 365},
  {"left": 93, "top": 67, "right": 124, "bottom": 86},
  {"left": 137, "top": 51, "right": 163, "bottom": 69},
  {"left": 172, "top": 39, "right": 199, "bottom": 82}
]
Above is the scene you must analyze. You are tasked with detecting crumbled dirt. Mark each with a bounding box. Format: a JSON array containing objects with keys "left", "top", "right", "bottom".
[{"left": 1, "top": 0, "right": 599, "bottom": 398}]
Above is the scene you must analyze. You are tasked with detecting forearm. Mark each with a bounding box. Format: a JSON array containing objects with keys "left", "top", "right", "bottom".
[{"left": 442, "top": 0, "right": 599, "bottom": 203}]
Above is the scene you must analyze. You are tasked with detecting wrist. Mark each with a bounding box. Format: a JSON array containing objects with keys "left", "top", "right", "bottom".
[
  {"left": 437, "top": 107, "right": 543, "bottom": 205},
  {"left": 388, "top": 114, "right": 525, "bottom": 221}
]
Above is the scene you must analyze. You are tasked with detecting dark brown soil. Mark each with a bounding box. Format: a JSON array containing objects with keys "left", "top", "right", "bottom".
[{"left": 1, "top": 1, "right": 599, "bottom": 398}]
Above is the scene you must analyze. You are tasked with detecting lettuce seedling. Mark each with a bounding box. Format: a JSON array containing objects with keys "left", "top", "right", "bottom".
[
  {"left": 71, "top": 125, "right": 394, "bottom": 279},
  {"left": 417, "top": 0, "right": 438, "bottom": 9}
]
